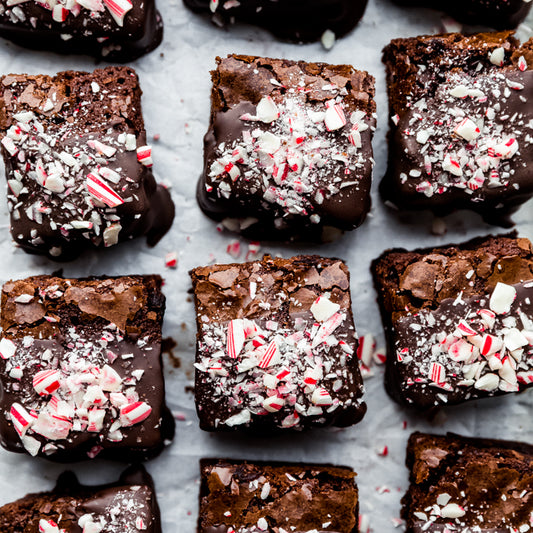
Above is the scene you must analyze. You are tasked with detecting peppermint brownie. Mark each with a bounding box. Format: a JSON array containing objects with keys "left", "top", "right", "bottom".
[
  {"left": 0, "top": 67, "right": 175, "bottom": 261},
  {"left": 184, "top": 0, "right": 368, "bottom": 43},
  {"left": 0, "top": 465, "right": 162, "bottom": 532},
  {"left": 372, "top": 233, "right": 533, "bottom": 409},
  {"left": 198, "top": 55, "right": 376, "bottom": 242},
  {"left": 0, "top": 274, "right": 175, "bottom": 461},
  {"left": 381, "top": 31, "right": 533, "bottom": 226},
  {"left": 0, "top": 0, "right": 162, "bottom": 61},
  {"left": 403, "top": 432, "right": 533, "bottom": 532},
  {"left": 199, "top": 459, "right": 359, "bottom": 533},
  {"left": 190, "top": 255, "right": 366, "bottom": 431},
  {"left": 392, "top": 0, "right": 531, "bottom": 30}
]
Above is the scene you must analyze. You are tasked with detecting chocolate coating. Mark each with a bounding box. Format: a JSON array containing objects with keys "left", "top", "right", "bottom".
[
  {"left": 0, "top": 465, "right": 162, "bottom": 533},
  {"left": 0, "top": 67, "right": 175, "bottom": 261},
  {"left": 198, "top": 54, "right": 376, "bottom": 243},
  {"left": 392, "top": 0, "right": 531, "bottom": 30},
  {"left": 0, "top": 274, "right": 175, "bottom": 462},
  {"left": 0, "top": 0, "right": 163, "bottom": 61},
  {"left": 183, "top": 0, "right": 368, "bottom": 42},
  {"left": 190, "top": 255, "right": 366, "bottom": 432},
  {"left": 198, "top": 459, "right": 359, "bottom": 533},
  {"left": 403, "top": 432, "right": 533, "bottom": 532},
  {"left": 372, "top": 233, "right": 533, "bottom": 409},
  {"left": 380, "top": 31, "right": 533, "bottom": 227}
]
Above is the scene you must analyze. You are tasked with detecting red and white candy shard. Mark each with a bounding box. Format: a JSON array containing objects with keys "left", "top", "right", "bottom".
[
  {"left": 311, "top": 295, "right": 340, "bottom": 322},
  {"left": 102, "top": 0, "right": 133, "bottom": 26},
  {"left": 227, "top": 319, "right": 245, "bottom": 358},
  {"left": 86, "top": 173, "right": 124, "bottom": 208},
  {"left": 120, "top": 401, "right": 152, "bottom": 426},
  {"left": 33, "top": 369, "right": 61, "bottom": 396},
  {"left": 39, "top": 519, "right": 60, "bottom": 533}
]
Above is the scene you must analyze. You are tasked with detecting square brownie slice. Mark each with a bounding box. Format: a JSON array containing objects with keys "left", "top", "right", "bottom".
[
  {"left": 0, "top": 465, "right": 162, "bottom": 533},
  {"left": 372, "top": 233, "right": 533, "bottom": 409},
  {"left": 190, "top": 255, "right": 366, "bottom": 431},
  {"left": 199, "top": 459, "right": 359, "bottom": 533},
  {"left": 403, "top": 432, "right": 533, "bottom": 532},
  {"left": 0, "top": 0, "right": 163, "bottom": 61},
  {"left": 0, "top": 274, "right": 175, "bottom": 461},
  {"left": 183, "top": 0, "right": 367, "bottom": 43},
  {"left": 0, "top": 67, "right": 174, "bottom": 261},
  {"left": 381, "top": 31, "right": 533, "bottom": 226},
  {"left": 198, "top": 54, "right": 376, "bottom": 242}
]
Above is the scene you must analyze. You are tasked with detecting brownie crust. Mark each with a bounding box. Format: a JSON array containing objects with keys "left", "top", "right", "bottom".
[
  {"left": 372, "top": 233, "right": 533, "bottom": 408},
  {"left": 380, "top": 31, "right": 533, "bottom": 226},
  {"left": 198, "top": 54, "right": 376, "bottom": 242},
  {"left": 0, "top": 274, "right": 175, "bottom": 462},
  {"left": 0, "top": 67, "right": 175, "bottom": 261},
  {"left": 199, "top": 459, "right": 359, "bottom": 533},
  {"left": 190, "top": 255, "right": 366, "bottom": 431},
  {"left": 0, "top": 465, "right": 162, "bottom": 533},
  {"left": 183, "top": 0, "right": 368, "bottom": 43},
  {"left": 0, "top": 0, "right": 163, "bottom": 61},
  {"left": 403, "top": 432, "right": 533, "bottom": 532}
]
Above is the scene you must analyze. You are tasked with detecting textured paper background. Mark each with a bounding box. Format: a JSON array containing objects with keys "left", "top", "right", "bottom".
[{"left": 0, "top": 2, "right": 532, "bottom": 530}]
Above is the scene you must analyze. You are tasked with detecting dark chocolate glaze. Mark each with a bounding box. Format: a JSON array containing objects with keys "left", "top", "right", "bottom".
[
  {"left": 198, "top": 459, "right": 359, "bottom": 533},
  {"left": 198, "top": 55, "right": 376, "bottom": 243},
  {"left": 392, "top": 0, "right": 531, "bottom": 30},
  {"left": 0, "top": 275, "right": 175, "bottom": 462},
  {"left": 183, "top": 0, "right": 368, "bottom": 43},
  {"left": 403, "top": 432, "right": 533, "bottom": 532},
  {"left": 0, "top": 465, "right": 162, "bottom": 533},
  {"left": 0, "top": 0, "right": 163, "bottom": 61},
  {"left": 388, "top": 281, "right": 533, "bottom": 409},
  {"left": 191, "top": 255, "right": 366, "bottom": 432}
]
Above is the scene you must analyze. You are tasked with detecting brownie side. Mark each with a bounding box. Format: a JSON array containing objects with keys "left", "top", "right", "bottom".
[
  {"left": 198, "top": 459, "right": 359, "bottom": 533},
  {"left": 190, "top": 255, "right": 366, "bottom": 431},
  {"left": 198, "top": 54, "right": 376, "bottom": 242},
  {"left": 0, "top": 67, "right": 174, "bottom": 261},
  {"left": 403, "top": 432, "right": 533, "bottom": 532},
  {"left": 183, "top": 0, "right": 367, "bottom": 42},
  {"left": 380, "top": 32, "right": 533, "bottom": 226},
  {"left": 0, "top": 0, "right": 163, "bottom": 61},
  {"left": 392, "top": 0, "right": 532, "bottom": 29},
  {"left": 0, "top": 465, "right": 162, "bottom": 533},
  {"left": 371, "top": 233, "right": 533, "bottom": 408},
  {"left": 0, "top": 274, "right": 175, "bottom": 462}
]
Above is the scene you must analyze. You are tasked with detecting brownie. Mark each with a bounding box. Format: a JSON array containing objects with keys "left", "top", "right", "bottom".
[
  {"left": 198, "top": 459, "right": 359, "bottom": 533},
  {"left": 0, "top": 0, "right": 162, "bottom": 61},
  {"left": 403, "top": 432, "right": 533, "bottom": 532},
  {"left": 0, "top": 67, "right": 175, "bottom": 261},
  {"left": 381, "top": 31, "right": 533, "bottom": 227},
  {"left": 197, "top": 55, "right": 376, "bottom": 242},
  {"left": 0, "top": 274, "right": 175, "bottom": 462},
  {"left": 0, "top": 465, "right": 162, "bottom": 532},
  {"left": 184, "top": 0, "right": 367, "bottom": 43},
  {"left": 190, "top": 255, "right": 366, "bottom": 431},
  {"left": 392, "top": 0, "right": 531, "bottom": 30},
  {"left": 372, "top": 233, "right": 533, "bottom": 409}
]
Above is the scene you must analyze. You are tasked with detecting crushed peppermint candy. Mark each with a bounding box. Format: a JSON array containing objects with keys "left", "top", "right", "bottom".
[
  {"left": 394, "top": 281, "right": 533, "bottom": 406},
  {"left": 395, "top": 68, "right": 532, "bottom": 197},
  {"left": 207, "top": 80, "right": 375, "bottom": 224}
]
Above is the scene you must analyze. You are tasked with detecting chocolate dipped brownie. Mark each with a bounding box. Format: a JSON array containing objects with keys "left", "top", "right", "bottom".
[
  {"left": 392, "top": 0, "right": 531, "bottom": 30},
  {"left": 0, "top": 465, "right": 162, "bottom": 532},
  {"left": 190, "top": 255, "right": 366, "bottom": 431},
  {"left": 199, "top": 459, "right": 359, "bottom": 533},
  {"left": 0, "top": 274, "right": 175, "bottom": 461},
  {"left": 0, "top": 0, "right": 162, "bottom": 61},
  {"left": 381, "top": 31, "right": 533, "bottom": 226},
  {"left": 372, "top": 233, "right": 533, "bottom": 409},
  {"left": 403, "top": 432, "right": 533, "bottom": 532},
  {"left": 184, "top": 0, "right": 367, "bottom": 43},
  {"left": 198, "top": 55, "right": 376, "bottom": 242},
  {"left": 0, "top": 67, "right": 175, "bottom": 261}
]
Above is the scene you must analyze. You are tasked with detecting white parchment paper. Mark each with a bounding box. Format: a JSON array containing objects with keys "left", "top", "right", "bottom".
[{"left": 0, "top": 2, "right": 532, "bottom": 530}]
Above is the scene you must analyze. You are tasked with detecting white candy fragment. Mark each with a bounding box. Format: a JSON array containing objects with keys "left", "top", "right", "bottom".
[
  {"left": 310, "top": 295, "right": 340, "bottom": 322},
  {"left": 256, "top": 96, "right": 279, "bottom": 123},
  {"left": 489, "top": 282, "right": 516, "bottom": 315},
  {"left": 321, "top": 29, "right": 336, "bottom": 50},
  {"left": 224, "top": 409, "right": 251, "bottom": 426},
  {"left": 440, "top": 503, "right": 466, "bottom": 518},
  {"left": 489, "top": 47, "right": 505, "bottom": 66}
]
